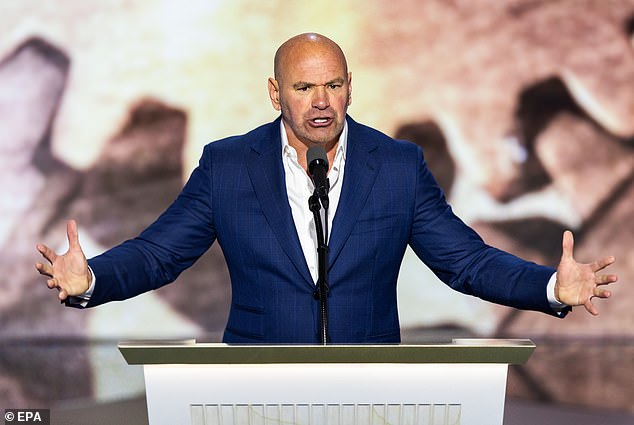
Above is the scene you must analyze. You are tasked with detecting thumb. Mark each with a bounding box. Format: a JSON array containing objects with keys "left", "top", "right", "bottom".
[
  {"left": 561, "top": 230, "right": 574, "bottom": 262},
  {"left": 66, "top": 219, "right": 82, "bottom": 252}
]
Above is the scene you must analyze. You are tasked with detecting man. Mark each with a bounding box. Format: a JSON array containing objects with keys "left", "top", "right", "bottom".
[{"left": 36, "top": 33, "right": 617, "bottom": 343}]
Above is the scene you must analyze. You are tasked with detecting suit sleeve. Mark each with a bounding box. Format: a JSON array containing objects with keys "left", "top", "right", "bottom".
[
  {"left": 407, "top": 147, "right": 569, "bottom": 317},
  {"left": 84, "top": 145, "right": 217, "bottom": 307}
]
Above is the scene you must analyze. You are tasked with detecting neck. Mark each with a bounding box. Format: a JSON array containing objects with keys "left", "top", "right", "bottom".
[{"left": 284, "top": 132, "right": 340, "bottom": 173}]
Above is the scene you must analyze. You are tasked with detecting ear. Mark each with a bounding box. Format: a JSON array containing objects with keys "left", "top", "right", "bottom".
[
  {"left": 347, "top": 72, "right": 353, "bottom": 106},
  {"left": 268, "top": 77, "right": 281, "bottom": 111}
]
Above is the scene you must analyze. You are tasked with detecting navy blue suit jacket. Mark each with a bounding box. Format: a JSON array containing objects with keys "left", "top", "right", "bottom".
[{"left": 86, "top": 116, "right": 562, "bottom": 343}]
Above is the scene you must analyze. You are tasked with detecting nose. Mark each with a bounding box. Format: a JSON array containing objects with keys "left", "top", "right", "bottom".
[{"left": 311, "top": 86, "right": 329, "bottom": 110}]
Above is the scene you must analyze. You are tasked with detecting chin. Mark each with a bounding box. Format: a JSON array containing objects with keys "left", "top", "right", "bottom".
[{"left": 309, "top": 129, "right": 342, "bottom": 145}]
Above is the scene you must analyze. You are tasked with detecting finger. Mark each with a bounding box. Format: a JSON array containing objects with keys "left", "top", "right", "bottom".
[
  {"left": 58, "top": 288, "right": 68, "bottom": 301},
  {"left": 67, "top": 219, "right": 81, "bottom": 251},
  {"left": 47, "top": 278, "right": 58, "bottom": 289},
  {"left": 36, "top": 243, "right": 57, "bottom": 264},
  {"left": 584, "top": 299, "right": 599, "bottom": 316},
  {"left": 35, "top": 262, "right": 53, "bottom": 278},
  {"left": 596, "top": 274, "right": 618, "bottom": 285},
  {"left": 591, "top": 255, "right": 616, "bottom": 272},
  {"left": 593, "top": 286, "right": 611, "bottom": 299},
  {"left": 561, "top": 230, "right": 574, "bottom": 261}
]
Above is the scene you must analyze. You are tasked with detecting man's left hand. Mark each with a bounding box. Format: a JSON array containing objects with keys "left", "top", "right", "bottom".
[{"left": 555, "top": 230, "right": 618, "bottom": 315}]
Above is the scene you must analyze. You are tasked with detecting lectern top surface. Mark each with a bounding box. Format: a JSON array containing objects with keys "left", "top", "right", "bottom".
[{"left": 118, "top": 339, "right": 535, "bottom": 365}]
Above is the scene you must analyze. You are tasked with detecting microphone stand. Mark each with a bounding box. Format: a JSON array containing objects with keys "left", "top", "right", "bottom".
[{"left": 309, "top": 191, "right": 329, "bottom": 345}]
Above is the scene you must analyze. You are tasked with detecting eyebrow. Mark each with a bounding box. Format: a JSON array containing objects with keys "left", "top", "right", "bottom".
[{"left": 292, "top": 77, "right": 346, "bottom": 90}]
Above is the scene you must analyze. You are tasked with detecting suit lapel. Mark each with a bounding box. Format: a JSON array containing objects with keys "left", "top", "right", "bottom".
[
  {"left": 328, "top": 118, "right": 381, "bottom": 269},
  {"left": 246, "top": 119, "right": 314, "bottom": 287}
]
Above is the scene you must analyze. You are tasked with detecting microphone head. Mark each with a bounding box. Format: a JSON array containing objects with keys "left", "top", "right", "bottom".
[{"left": 306, "top": 146, "right": 329, "bottom": 174}]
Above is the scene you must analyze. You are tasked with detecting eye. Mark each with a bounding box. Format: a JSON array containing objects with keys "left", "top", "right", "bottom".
[
  {"left": 328, "top": 83, "right": 342, "bottom": 90},
  {"left": 296, "top": 86, "right": 310, "bottom": 92}
]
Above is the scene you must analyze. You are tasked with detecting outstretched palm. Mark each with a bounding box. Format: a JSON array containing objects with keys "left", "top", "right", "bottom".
[
  {"left": 36, "top": 220, "right": 90, "bottom": 301},
  {"left": 555, "top": 230, "right": 617, "bottom": 316}
]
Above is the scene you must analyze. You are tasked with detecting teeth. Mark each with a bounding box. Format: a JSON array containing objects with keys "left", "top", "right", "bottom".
[{"left": 313, "top": 118, "right": 328, "bottom": 123}]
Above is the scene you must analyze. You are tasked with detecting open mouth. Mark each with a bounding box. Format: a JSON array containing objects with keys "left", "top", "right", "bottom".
[{"left": 309, "top": 117, "right": 333, "bottom": 127}]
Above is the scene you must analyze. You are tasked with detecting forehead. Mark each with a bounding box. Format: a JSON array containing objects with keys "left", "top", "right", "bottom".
[{"left": 278, "top": 44, "right": 347, "bottom": 84}]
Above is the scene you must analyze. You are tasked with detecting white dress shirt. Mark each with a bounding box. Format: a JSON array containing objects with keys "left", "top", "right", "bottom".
[{"left": 281, "top": 120, "right": 347, "bottom": 284}]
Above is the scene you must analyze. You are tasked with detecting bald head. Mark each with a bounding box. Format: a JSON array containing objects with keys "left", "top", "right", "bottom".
[{"left": 274, "top": 33, "right": 348, "bottom": 83}]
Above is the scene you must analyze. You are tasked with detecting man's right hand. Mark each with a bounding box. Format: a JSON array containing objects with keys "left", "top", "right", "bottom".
[{"left": 35, "top": 219, "right": 91, "bottom": 301}]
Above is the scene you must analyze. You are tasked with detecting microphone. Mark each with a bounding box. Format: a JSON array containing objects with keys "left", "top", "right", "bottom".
[{"left": 306, "top": 146, "right": 330, "bottom": 209}]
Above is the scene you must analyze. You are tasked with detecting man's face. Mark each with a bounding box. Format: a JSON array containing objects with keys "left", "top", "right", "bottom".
[{"left": 268, "top": 45, "right": 352, "bottom": 151}]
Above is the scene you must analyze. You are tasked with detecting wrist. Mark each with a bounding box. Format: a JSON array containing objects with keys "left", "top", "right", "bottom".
[
  {"left": 547, "top": 272, "right": 566, "bottom": 307},
  {"left": 86, "top": 266, "right": 92, "bottom": 289}
]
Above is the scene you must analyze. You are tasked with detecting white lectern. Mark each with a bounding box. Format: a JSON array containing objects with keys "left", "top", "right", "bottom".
[{"left": 119, "top": 339, "right": 534, "bottom": 425}]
